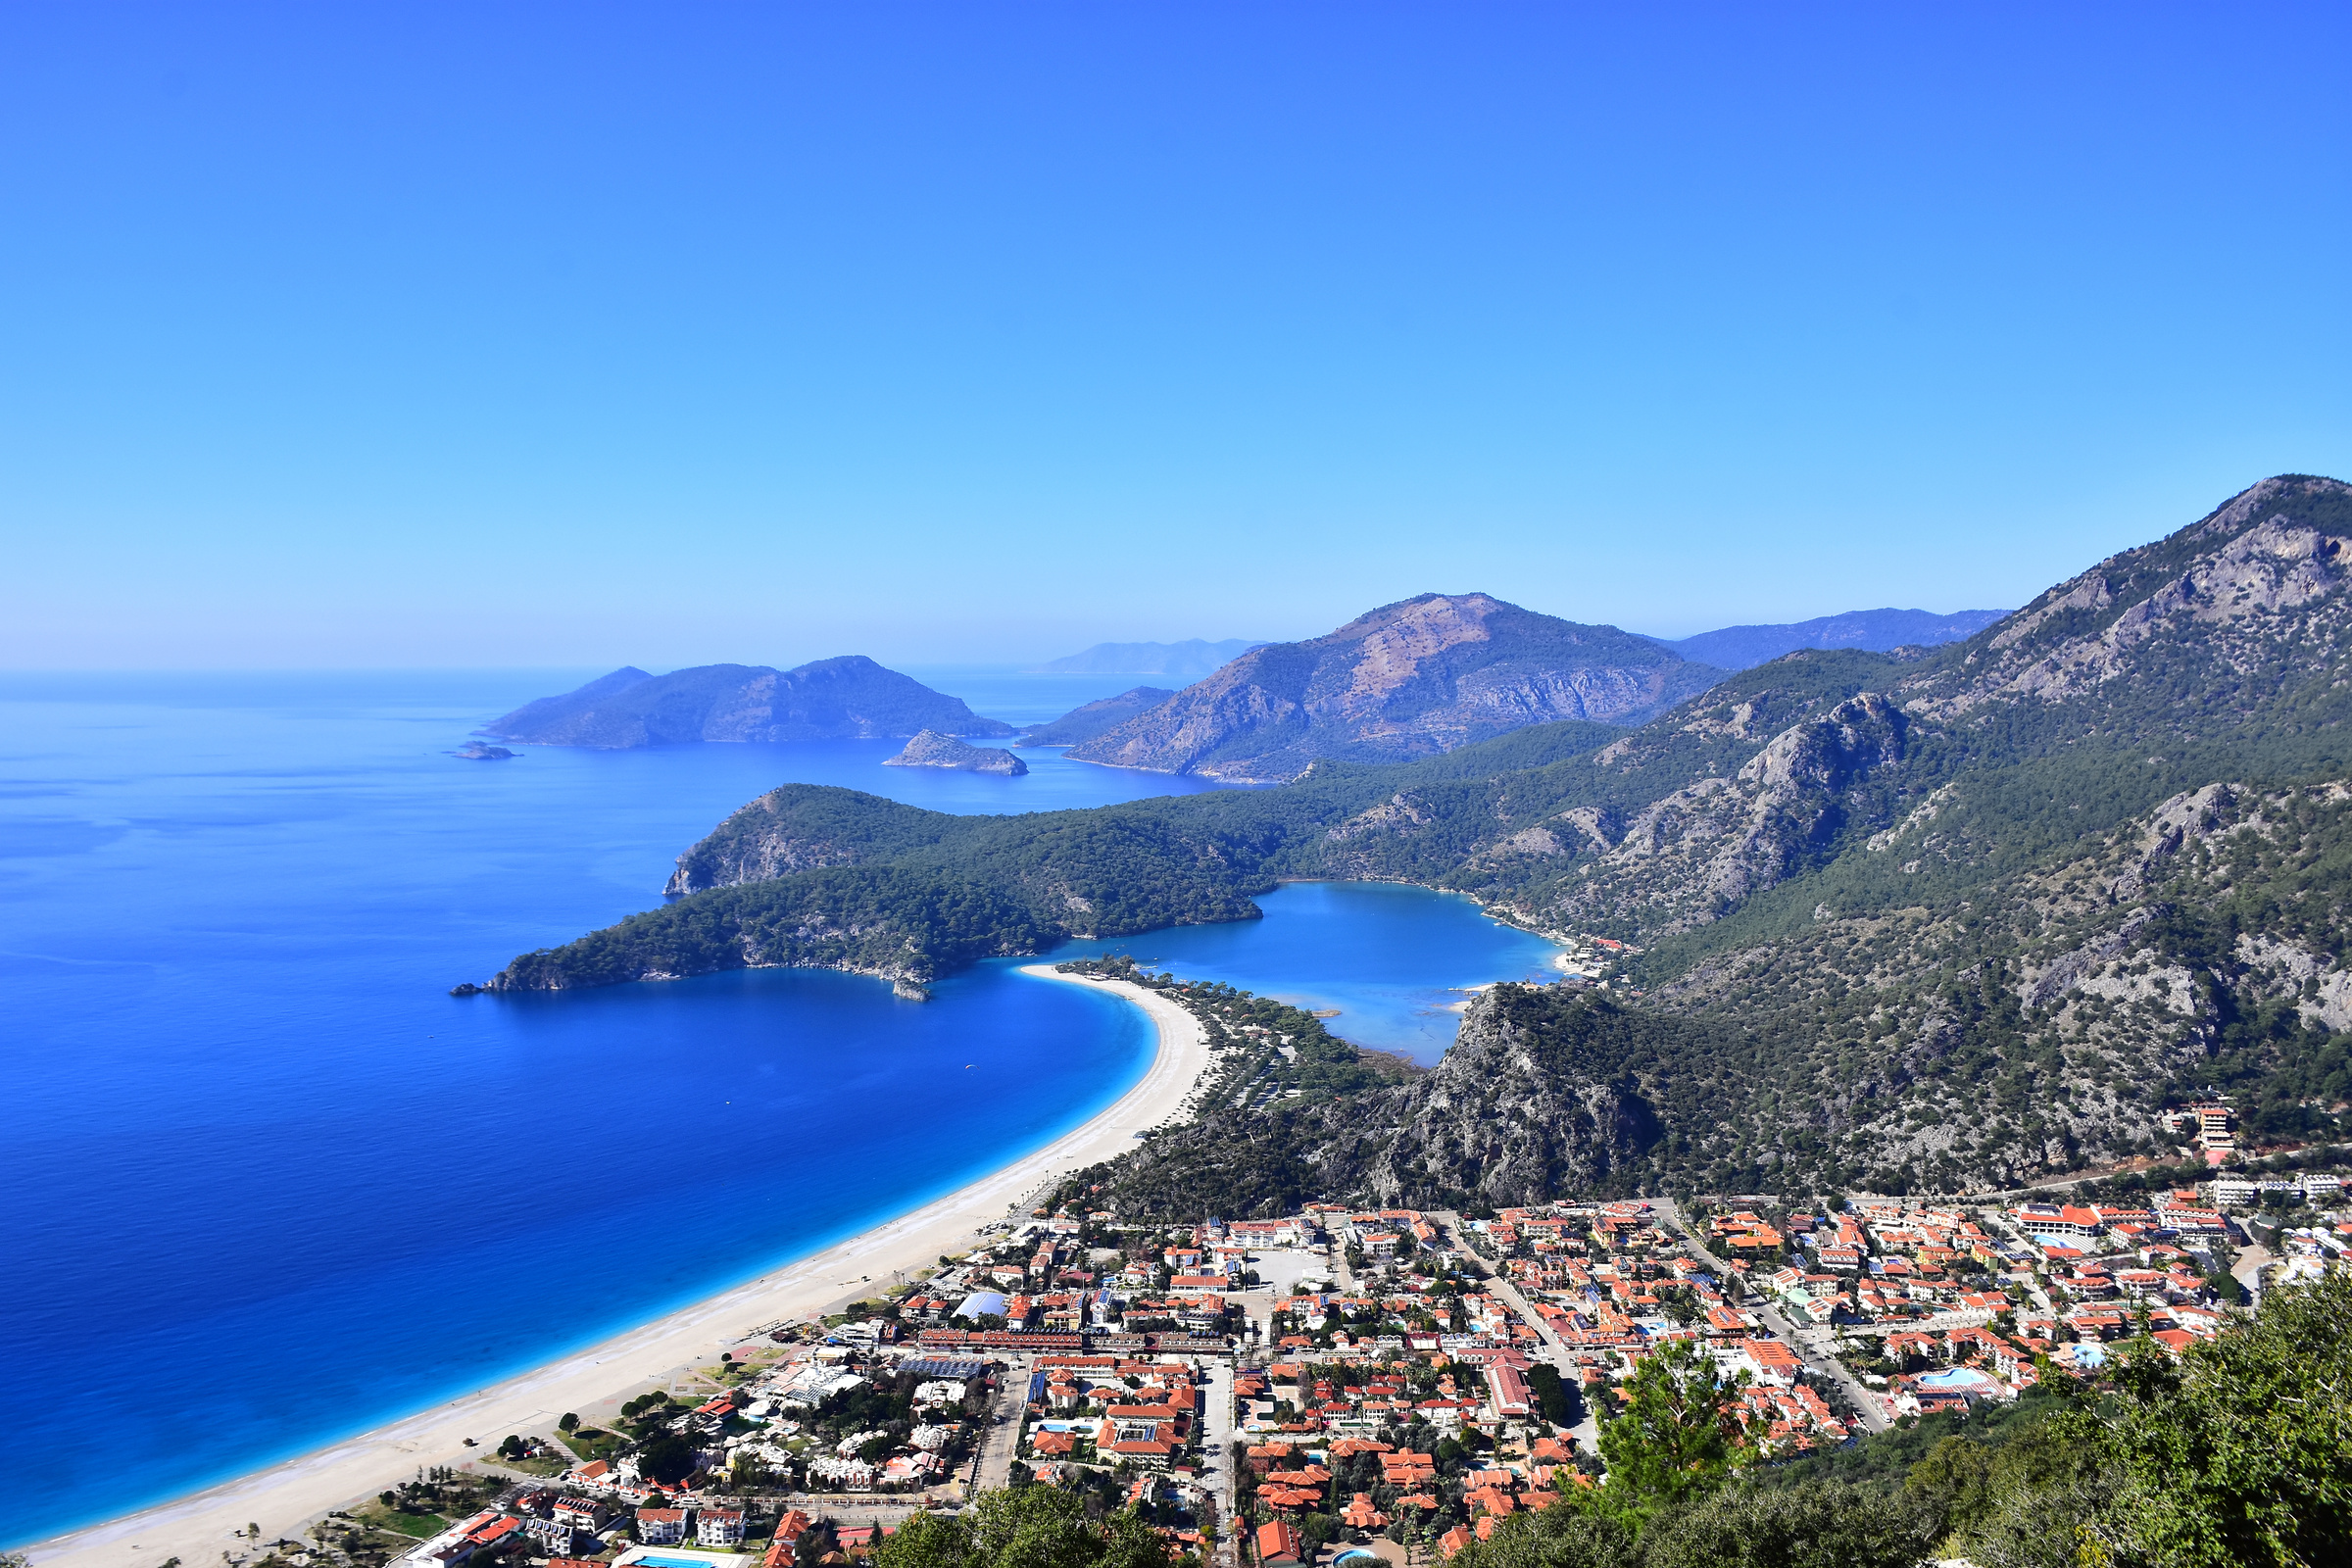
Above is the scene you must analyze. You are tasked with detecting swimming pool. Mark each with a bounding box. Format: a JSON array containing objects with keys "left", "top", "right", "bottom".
[{"left": 1916, "top": 1367, "right": 1998, "bottom": 1392}]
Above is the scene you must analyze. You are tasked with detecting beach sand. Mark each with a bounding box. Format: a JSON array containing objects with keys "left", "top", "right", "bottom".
[{"left": 29, "top": 967, "right": 1204, "bottom": 1568}]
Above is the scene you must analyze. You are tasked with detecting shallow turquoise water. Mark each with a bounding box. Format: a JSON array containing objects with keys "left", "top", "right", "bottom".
[
  {"left": 1062, "top": 879, "right": 1562, "bottom": 1063},
  {"left": 0, "top": 670, "right": 1559, "bottom": 1545}
]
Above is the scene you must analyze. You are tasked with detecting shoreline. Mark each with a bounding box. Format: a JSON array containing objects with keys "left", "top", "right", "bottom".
[{"left": 27, "top": 968, "right": 1207, "bottom": 1568}]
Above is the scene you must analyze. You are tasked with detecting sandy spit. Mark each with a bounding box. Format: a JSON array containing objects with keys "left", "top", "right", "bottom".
[{"left": 28, "top": 969, "right": 1206, "bottom": 1568}]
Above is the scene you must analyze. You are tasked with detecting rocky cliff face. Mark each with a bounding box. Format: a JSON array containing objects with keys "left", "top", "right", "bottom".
[
  {"left": 1313, "top": 986, "right": 1674, "bottom": 1206},
  {"left": 663, "top": 786, "right": 956, "bottom": 895},
  {"left": 1098, "top": 983, "right": 1685, "bottom": 1213},
  {"left": 1543, "top": 690, "right": 1913, "bottom": 937},
  {"left": 482, "top": 658, "right": 1014, "bottom": 747},
  {"left": 1065, "top": 593, "right": 1721, "bottom": 781},
  {"left": 1894, "top": 474, "right": 2352, "bottom": 721},
  {"left": 883, "top": 730, "right": 1029, "bottom": 774},
  {"left": 1307, "top": 668, "right": 1920, "bottom": 944}
]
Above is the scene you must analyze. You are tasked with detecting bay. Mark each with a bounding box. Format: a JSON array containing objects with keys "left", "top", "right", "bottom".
[
  {"left": 0, "top": 670, "right": 1556, "bottom": 1545},
  {"left": 1059, "top": 879, "right": 1565, "bottom": 1065}
]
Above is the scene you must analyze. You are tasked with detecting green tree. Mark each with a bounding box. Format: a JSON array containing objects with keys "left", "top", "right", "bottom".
[
  {"left": 2074, "top": 1270, "right": 2352, "bottom": 1567},
  {"left": 1901, "top": 1434, "right": 1997, "bottom": 1542},
  {"left": 637, "top": 1432, "right": 697, "bottom": 1487},
  {"left": 1591, "top": 1340, "right": 1745, "bottom": 1529},
  {"left": 872, "top": 1512, "right": 974, "bottom": 1568},
  {"left": 873, "top": 1488, "right": 1170, "bottom": 1568},
  {"left": 1640, "top": 1481, "right": 1937, "bottom": 1568},
  {"left": 1442, "top": 1505, "right": 1636, "bottom": 1568},
  {"left": 1904, "top": 1418, "right": 2086, "bottom": 1552}
]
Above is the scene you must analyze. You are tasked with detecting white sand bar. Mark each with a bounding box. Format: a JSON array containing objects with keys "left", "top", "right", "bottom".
[{"left": 30, "top": 968, "right": 1204, "bottom": 1568}]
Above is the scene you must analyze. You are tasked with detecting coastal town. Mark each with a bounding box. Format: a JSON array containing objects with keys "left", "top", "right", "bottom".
[{"left": 213, "top": 1136, "right": 2346, "bottom": 1568}]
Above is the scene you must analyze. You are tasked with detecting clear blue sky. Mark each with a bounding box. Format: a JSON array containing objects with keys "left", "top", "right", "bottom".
[{"left": 3, "top": 3, "right": 2346, "bottom": 669}]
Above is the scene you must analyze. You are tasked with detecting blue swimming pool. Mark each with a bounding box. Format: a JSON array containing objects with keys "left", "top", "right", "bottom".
[{"left": 1917, "top": 1367, "right": 1997, "bottom": 1391}]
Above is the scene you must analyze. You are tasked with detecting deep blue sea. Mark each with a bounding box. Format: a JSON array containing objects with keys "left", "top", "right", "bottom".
[{"left": 0, "top": 671, "right": 1558, "bottom": 1546}]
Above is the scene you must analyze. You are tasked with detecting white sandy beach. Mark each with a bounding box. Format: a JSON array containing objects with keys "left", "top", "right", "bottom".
[{"left": 30, "top": 968, "right": 1205, "bottom": 1568}]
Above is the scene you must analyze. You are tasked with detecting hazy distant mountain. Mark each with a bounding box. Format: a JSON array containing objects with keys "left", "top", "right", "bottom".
[
  {"left": 481, "top": 658, "right": 1014, "bottom": 748},
  {"left": 1035, "top": 639, "right": 1266, "bottom": 677},
  {"left": 1016, "top": 687, "right": 1179, "bottom": 747},
  {"left": 1064, "top": 593, "right": 1723, "bottom": 781},
  {"left": 1651, "top": 608, "right": 2007, "bottom": 670}
]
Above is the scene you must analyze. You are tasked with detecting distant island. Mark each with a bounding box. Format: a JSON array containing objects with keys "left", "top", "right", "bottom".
[
  {"left": 1016, "top": 686, "right": 1176, "bottom": 747},
  {"left": 883, "top": 730, "right": 1028, "bottom": 775},
  {"left": 478, "top": 658, "right": 1014, "bottom": 748},
  {"left": 450, "top": 742, "right": 516, "bottom": 760},
  {"left": 1033, "top": 639, "right": 1265, "bottom": 677},
  {"left": 1644, "top": 607, "right": 2007, "bottom": 670}
]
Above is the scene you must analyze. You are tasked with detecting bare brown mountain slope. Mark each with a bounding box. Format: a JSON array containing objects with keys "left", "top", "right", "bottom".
[{"left": 1064, "top": 592, "right": 1722, "bottom": 781}]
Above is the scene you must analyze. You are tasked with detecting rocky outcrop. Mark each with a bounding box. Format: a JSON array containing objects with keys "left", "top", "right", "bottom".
[
  {"left": 481, "top": 658, "right": 1014, "bottom": 748},
  {"left": 1097, "top": 983, "right": 1679, "bottom": 1213},
  {"left": 1326, "top": 986, "right": 1672, "bottom": 1206},
  {"left": 451, "top": 742, "right": 517, "bottom": 760},
  {"left": 663, "top": 786, "right": 956, "bottom": 896},
  {"left": 1066, "top": 593, "right": 1722, "bottom": 781},
  {"left": 2018, "top": 907, "right": 2163, "bottom": 1013},
  {"left": 883, "top": 730, "right": 1028, "bottom": 774},
  {"left": 1538, "top": 691, "right": 1916, "bottom": 937},
  {"left": 1899, "top": 475, "right": 2352, "bottom": 720}
]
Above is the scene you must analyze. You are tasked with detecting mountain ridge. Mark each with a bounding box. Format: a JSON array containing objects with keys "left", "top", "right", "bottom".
[
  {"left": 1033, "top": 639, "right": 1266, "bottom": 677},
  {"left": 1065, "top": 592, "right": 1724, "bottom": 781},
  {"left": 1016, "top": 687, "right": 1179, "bottom": 748},
  {"left": 1650, "top": 608, "right": 2008, "bottom": 670}
]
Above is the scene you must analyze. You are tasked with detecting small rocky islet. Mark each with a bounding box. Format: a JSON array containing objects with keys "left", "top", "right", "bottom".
[{"left": 882, "top": 729, "right": 1028, "bottom": 775}]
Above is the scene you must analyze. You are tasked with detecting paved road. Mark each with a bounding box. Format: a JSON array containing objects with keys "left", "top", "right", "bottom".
[
  {"left": 1195, "top": 1357, "right": 1239, "bottom": 1568},
  {"left": 776, "top": 1495, "right": 956, "bottom": 1522},
  {"left": 1650, "top": 1200, "right": 1888, "bottom": 1435},
  {"left": 968, "top": 1358, "right": 1033, "bottom": 1494},
  {"left": 1486, "top": 1273, "right": 1564, "bottom": 1350}
]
